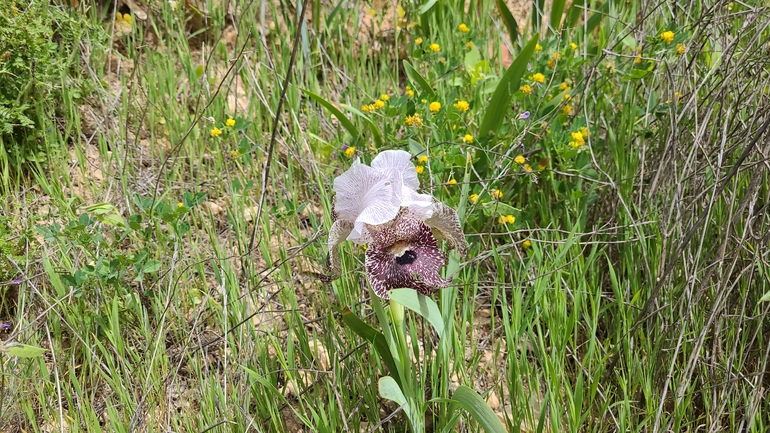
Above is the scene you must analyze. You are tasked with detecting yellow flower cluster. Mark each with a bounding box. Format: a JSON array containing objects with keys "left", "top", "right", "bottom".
[
  {"left": 535, "top": 43, "right": 542, "bottom": 51},
  {"left": 469, "top": 193, "right": 479, "bottom": 203},
  {"left": 547, "top": 52, "right": 560, "bottom": 69},
  {"left": 429, "top": 101, "right": 441, "bottom": 113},
  {"left": 523, "top": 164, "right": 533, "bottom": 172},
  {"left": 562, "top": 104, "right": 572, "bottom": 115},
  {"left": 362, "top": 98, "right": 386, "bottom": 113},
  {"left": 429, "top": 43, "right": 440, "bottom": 52},
  {"left": 404, "top": 112, "right": 423, "bottom": 127},
  {"left": 344, "top": 146, "right": 356, "bottom": 158},
  {"left": 453, "top": 100, "right": 470, "bottom": 112},
  {"left": 210, "top": 126, "right": 222, "bottom": 137},
  {"left": 447, "top": 178, "right": 457, "bottom": 186},
  {"left": 415, "top": 37, "right": 423, "bottom": 45},
  {"left": 463, "top": 134, "right": 473, "bottom": 144},
  {"left": 115, "top": 12, "right": 133, "bottom": 34},
  {"left": 522, "top": 239, "right": 532, "bottom": 249},
  {"left": 520, "top": 84, "right": 532, "bottom": 95},
  {"left": 531, "top": 73, "right": 545, "bottom": 83},
  {"left": 415, "top": 155, "right": 428, "bottom": 174},
  {"left": 559, "top": 81, "right": 571, "bottom": 91},
  {"left": 569, "top": 42, "right": 578, "bottom": 50},
  {"left": 405, "top": 85, "right": 414, "bottom": 98},
  {"left": 490, "top": 189, "right": 503, "bottom": 200},
  {"left": 458, "top": 23, "right": 470, "bottom": 33},
  {"left": 676, "top": 43, "right": 686, "bottom": 56},
  {"left": 660, "top": 31, "right": 675, "bottom": 44},
  {"left": 514, "top": 155, "right": 526, "bottom": 164},
  {"left": 498, "top": 214, "right": 515, "bottom": 224},
  {"left": 569, "top": 130, "right": 587, "bottom": 148},
  {"left": 226, "top": 118, "right": 236, "bottom": 127}
]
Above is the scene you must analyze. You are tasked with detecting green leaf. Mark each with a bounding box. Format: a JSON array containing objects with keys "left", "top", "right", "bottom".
[
  {"left": 565, "top": 0, "right": 586, "bottom": 28},
  {"left": 403, "top": 61, "right": 436, "bottom": 98},
  {"left": 418, "top": 0, "right": 439, "bottom": 14},
  {"left": 495, "top": 0, "right": 519, "bottom": 48},
  {"left": 479, "top": 34, "right": 539, "bottom": 141},
  {"left": 142, "top": 260, "right": 161, "bottom": 273},
  {"left": 84, "top": 203, "right": 119, "bottom": 215},
  {"left": 531, "top": 0, "right": 544, "bottom": 32},
  {"left": 1, "top": 342, "right": 47, "bottom": 358},
  {"left": 586, "top": 1, "right": 609, "bottom": 34},
  {"left": 378, "top": 376, "right": 406, "bottom": 406},
  {"left": 760, "top": 291, "right": 770, "bottom": 302},
  {"left": 464, "top": 47, "right": 481, "bottom": 74},
  {"left": 549, "top": 0, "right": 566, "bottom": 33},
  {"left": 450, "top": 385, "right": 507, "bottom": 433},
  {"left": 389, "top": 289, "right": 444, "bottom": 339},
  {"left": 341, "top": 307, "right": 402, "bottom": 387},
  {"left": 480, "top": 201, "right": 520, "bottom": 217},
  {"left": 340, "top": 104, "right": 384, "bottom": 148},
  {"left": 301, "top": 88, "right": 360, "bottom": 140}
]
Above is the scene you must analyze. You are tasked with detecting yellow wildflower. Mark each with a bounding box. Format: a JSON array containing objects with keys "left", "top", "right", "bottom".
[
  {"left": 635, "top": 54, "right": 642, "bottom": 64},
  {"left": 115, "top": 12, "right": 133, "bottom": 34},
  {"left": 458, "top": 23, "right": 470, "bottom": 32},
  {"left": 498, "top": 214, "right": 515, "bottom": 224},
  {"left": 469, "top": 193, "right": 479, "bottom": 203},
  {"left": 361, "top": 104, "right": 372, "bottom": 112},
  {"left": 415, "top": 165, "right": 424, "bottom": 174},
  {"left": 415, "top": 37, "right": 423, "bottom": 45},
  {"left": 344, "top": 146, "right": 356, "bottom": 157},
  {"left": 418, "top": 155, "right": 429, "bottom": 164},
  {"left": 466, "top": 41, "right": 474, "bottom": 49},
  {"left": 514, "top": 155, "right": 526, "bottom": 164},
  {"left": 559, "top": 81, "right": 571, "bottom": 91},
  {"left": 522, "top": 239, "right": 532, "bottom": 249},
  {"left": 230, "top": 149, "right": 239, "bottom": 157},
  {"left": 405, "top": 113, "right": 423, "bottom": 127},
  {"left": 463, "top": 134, "right": 473, "bottom": 144},
  {"left": 453, "top": 100, "right": 470, "bottom": 112},
  {"left": 562, "top": 104, "right": 572, "bottom": 115},
  {"left": 380, "top": 94, "right": 389, "bottom": 101},
  {"left": 178, "top": 202, "right": 184, "bottom": 208},
  {"left": 226, "top": 118, "right": 236, "bottom": 127},
  {"left": 570, "top": 42, "right": 578, "bottom": 50},
  {"left": 490, "top": 189, "right": 503, "bottom": 200},
  {"left": 579, "top": 126, "right": 590, "bottom": 139},
  {"left": 535, "top": 43, "right": 542, "bottom": 51},
  {"left": 676, "top": 43, "right": 686, "bottom": 56},
  {"left": 406, "top": 86, "right": 414, "bottom": 98},
  {"left": 451, "top": 124, "right": 457, "bottom": 131},
  {"left": 447, "top": 179, "right": 457, "bottom": 186},
  {"left": 374, "top": 99, "right": 386, "bottom": 109},
  {"left": 660, "top": 30, "right": 675, "bottom": 44},
  {"left": 520, "top": 84, "right": 532, "bottom": 95},
  {"left": 210, "top": 126, "right": 222, "bottom": 137},
  {"left": 571, "top": 131, "right": 585, "bottom": 145},
  {"left": 531, "top": 72, "right": 545, "bottom": 83},
  {"left": 421, "top": 99, "right": 427, "bottom": 104},
  {"left": 429, "top": 101, "right": 441, "bottom": 113},
  {"left": 429, "top": 43, "right": 440, "bottom": 52},
  {"left": 523, "top": 164, "right": 533, "bottom": 172}
]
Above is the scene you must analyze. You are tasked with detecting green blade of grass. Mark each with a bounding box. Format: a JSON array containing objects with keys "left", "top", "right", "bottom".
[
  {"left": 565, "top": 0, "right": 585, "bottom": 28},
  {"left": 339, "top": 104, "right": 384, "bottom": 148},
  {"left": 478, "top": 34, "right": 539, "bottom": 141},
  {"left": 450, "top": 385, "right": 507, "bottom": 433},
  {"left": 301, "top": 88, "right": 361, "bottom": 141},
  {"left": 549, "top": 0, "right": 566, "bottom": 33},
  {"left": 403, "top": 60, "right": 436, "bottom": 99},
  {"left": 341, "top": 307, "right": 402, "bottom": 387},
  {"left": 496, "top": 0, "right": 519, "bottom": 48}
]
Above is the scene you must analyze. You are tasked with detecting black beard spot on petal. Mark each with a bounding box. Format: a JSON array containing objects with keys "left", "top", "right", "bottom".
[{"left": 395, "top": 250, "right": 418, "bottom": 266}]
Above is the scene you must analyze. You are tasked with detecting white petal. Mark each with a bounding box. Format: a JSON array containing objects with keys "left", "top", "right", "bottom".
[
  {"left": 371, "top": 149, "right": 420, "bottom": 190},
  {"left": 401, "top": 187, "right": 435, "bottom": 220},
  {"left": 333, "top": 161, "right": 402, "bottom": 227}
]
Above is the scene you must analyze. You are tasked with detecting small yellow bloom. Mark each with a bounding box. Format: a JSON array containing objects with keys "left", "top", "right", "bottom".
[
  {"left": 551, "top": 52, "right": 561, "bottom": 61},
  {"left": 570, "top": 42, "right": 578, "bottom": 50},
  {"left": 635, "top": 54, "right": 643, "bottom": 64},
  {"left": 535, "top": 43, "right": 542, "bottom": 51},
  {"left": 429, "top": 101, "right": 441, "bottom": 113},
  {"left": 447, "top": 179, "right": 457, "bottom": 186},
  {"left": 520, "top": 84, "right": 532, "bottom": 95},
  {"left": 490, "top": 189, "right": 503, "bottom": 200},
  {"left": 466, "top": 41, "right": 474, "bottom": 49},
  {"left": 344, "top": 146, "right": 356, "bottom": 157},
  {"left": 522, "top": 239, "right": 532, "bottom": 249},
  {"left": 514, "top": 155, "right": 526, "bottom": 164},
  {"left": 210, "top": 126, "right": 222, "bottom": 137},
  {"left": 453, "top": 100, "right": 470, "bottom": 112},
  {"left": 380, "top": 94, "right": 389, "bottom": 101},
  {"left": 538, "top": 159, "right": 548, "bottom": 170},
  {"left": 230, "top": 149, "right": 239, "bottom": 157},
  {"left": 579, "top": 126, "right": 589, "bottom": 139},
  {"left": 562, "top": 104, "right": 572, "bottom": 115},
  {"left": 178, "top": 202, "right": 184, "bottom": 208},
  {"left": 451, "top": 124, "right": 457, "bottom": 131},
  {"left": 571, "top": 131, "right": 585, "bottom": 145},
  {"left": 429, "top": 43, "right": 440, "bottom": 52},
  {"left": 415, "top": 165, "right": 424, "bottom": 174},
  {"left": 374, "top": 99, "right": 386, "bottom": 109},
  {"left": 115, "top": 12, "right": 133, "bottom": 34},
  {"left": 660, "top": 30, "right": 675, "bottom": 44},
  {"left": 547, "top": 59, "right": 556, "bottom": 69},
  {"left": 361, "top": 104, "right": 372, "bottom": 112},
  {"left": 421, "top": 99, "right": 427, "bottom": 104},
  {"left": 568, "top": 140, "right": 583, "bottom": 149},
  {"left": 564, "top": 93, "right": 572, "bottom": 102},
  {"left": 418, "top": 155, "right": 428, "bottom": 164},
  {"left": 463, "top": 134, "right": 473, "bottom": 144},
  {"left": 406, "top": 88, "right": 414, "bottom": 98},
  {"left": 676, "top": 43, "right": 686, "bottom": 56},
  {"left": 523, "top": 164, "right": 533, "bottom": 172},
  {"left": 498, "top": 214, "right": 515, "bottom": 224},
  {"left": 415, "top": 37, "right": 423, "bottom": 45},
  {"left": 226, "top": 118, "right": 236, "bottom": 127},
  {"left": 559, "top": 81, "right": 571, "bottom": 91},
  {"left": 531, "top": 72, "right": 545, "bottom": 83},
  {"left": 469, "top": 193, "right": 479, "bottom": 203},
  {"left": 405, "top": 113, "right": 423, "bottom": 127},
  {"left": 458, "top": 23, "right": 470, "bottom": 32}
]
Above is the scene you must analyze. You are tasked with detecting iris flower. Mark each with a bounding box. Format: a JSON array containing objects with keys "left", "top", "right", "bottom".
[{"left": 325, "top": 150, "right": 467, "bottom": 298}]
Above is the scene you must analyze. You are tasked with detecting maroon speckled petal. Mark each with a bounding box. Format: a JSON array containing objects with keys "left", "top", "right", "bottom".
[{"left": 365, "top": 216, "right": 450, "bottom": 299}]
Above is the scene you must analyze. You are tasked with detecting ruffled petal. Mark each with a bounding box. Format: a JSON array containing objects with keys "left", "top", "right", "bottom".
[
  {"left": 333, "top": 160, "right": 402, "bottom": 242},
  {"left": 365, "top": 216, "right": 450, "bottom": 299},
  {"left": 401, "top": 188, "right": 435, "bottom": 220},
  {"left": 324, "top": 219, "right": 354, "bottom": 282},
  {"left": 424, "top": 201, "right": 468, "bottom": 256},
  {"left": 371, "top": 149, "right": 420, "bottom": 190}
]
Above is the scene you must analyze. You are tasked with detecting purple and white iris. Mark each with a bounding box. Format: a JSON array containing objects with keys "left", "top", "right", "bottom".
[{"left": 326, "top": 150, "right": 468, "bottom": 298}]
